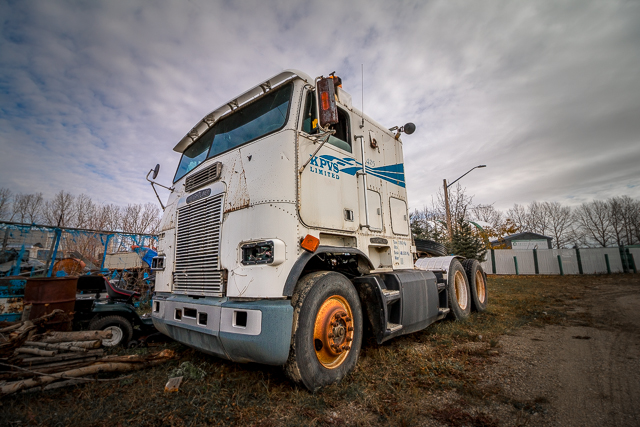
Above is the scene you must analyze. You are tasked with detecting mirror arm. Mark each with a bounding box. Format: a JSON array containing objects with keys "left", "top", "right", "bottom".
[
  {"left": 145, "top": 168, "right": 174, "bottom": 211},
  {"left": 150, "top": 182, "right": 166, "bottom": 211},
  {"left": 146, "top": 169, "right": 174, "bottom": 192},
  {"left": 298, "top": 129, "right": 335, "bottom": 174}
]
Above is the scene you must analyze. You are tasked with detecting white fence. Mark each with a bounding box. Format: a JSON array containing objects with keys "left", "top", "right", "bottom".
[{"left": 482, "top": 247, "right": 637, "bottom": 275}]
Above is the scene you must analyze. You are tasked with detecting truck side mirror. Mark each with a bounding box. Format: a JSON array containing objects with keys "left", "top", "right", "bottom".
[
  {"left": 316, "top": 77, "right": 339, "bottom": 128},
  {"left": 403, "top": 123, "right": 416, "bottom": 135},
  {"left": 152, "top": 164, "right": 160, "bottom": 179}
]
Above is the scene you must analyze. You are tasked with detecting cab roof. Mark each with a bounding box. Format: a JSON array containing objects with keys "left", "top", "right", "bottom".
[{"left": 173, "top": 69, "right": 312, "bottom": 153}]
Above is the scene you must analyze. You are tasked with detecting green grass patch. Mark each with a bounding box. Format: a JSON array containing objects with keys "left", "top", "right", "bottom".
[{"left": 3, "top": 275, "right": 638, "bottom": 426}]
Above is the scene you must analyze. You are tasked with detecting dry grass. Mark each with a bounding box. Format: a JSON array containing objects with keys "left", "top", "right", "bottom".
[{"left": 1, "top": 274, "right": 637, "bottom": 426}]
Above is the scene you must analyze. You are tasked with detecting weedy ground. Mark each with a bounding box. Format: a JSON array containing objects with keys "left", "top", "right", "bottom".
[{"left": 1, "top": 274, "right": 637, "bottom": 427}]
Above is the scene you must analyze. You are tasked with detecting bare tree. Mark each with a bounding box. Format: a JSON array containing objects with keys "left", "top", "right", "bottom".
[
  {"left": 139, "top": 202, "right": 161, "bottom": 234},
  {"left": 624, "top": 197, "right": 640, "bottom": 245},
  {"left": 56, "top": 194, "right": 102, "bottom": 265},
  {"left": 11, "top": 193, "right": 28, "bottom": 223},
  {"left": 434, "top": 183, "right": 474, "bottom": 239},
  {"left": 10, "top": 193, "right": 43, "bottom": 224},
  {"left": 121, "top": 203, "right": 160, "bottom": 234},
  {"left": 42, "top": 191, "right": 76, "bottom": 227},
  {"left": 542, "top": 202, "right": 573, "bottom": 248},
  {"left": 608, "top": 196, "right": 640, "bottom": 246},
  {"left": 506, "top": 203, "right": 528, "bottom": 231},
  {"left": 73, "top": 194, "right": 96, "bottom": 229},
  {"left": 100, "top": 203, "right": 122, "bottom": 232},
  {"left": 503, "top": 201, "right": 550, "bottom": 236},
  {"left": 609, "top": 197, "right": 626, "bottom": 246},
  {"left": 468, "top": 204, "right": 503, "bottom": 229},
  {"left": 0, "top": 188, "right": 12, "bottom": 220},
  {"left": 121, "top": 204, "right": 142, "bottom": 234},
  {"left": 526, "top": 201, "right": 550, "bottom": 236},
  {"left": 25, "top": 193, "right": 44, "bottom": 224},
  {"left": 573, "top": 200, "right": 612, "bottom": 247}
]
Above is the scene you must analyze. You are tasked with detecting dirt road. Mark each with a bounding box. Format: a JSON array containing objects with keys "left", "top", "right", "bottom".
[{"left": 484, "top": 277, "right": 640, "bottom": 426}]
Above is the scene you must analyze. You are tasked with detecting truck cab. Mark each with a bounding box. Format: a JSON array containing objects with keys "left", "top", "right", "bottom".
[{"left": 150, "top": 70, "right": 487, "bottom": 390}]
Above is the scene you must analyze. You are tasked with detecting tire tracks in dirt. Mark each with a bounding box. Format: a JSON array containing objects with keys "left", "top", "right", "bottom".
[{"left": 482, "top": 279, "right": 640, "bottom": 426}]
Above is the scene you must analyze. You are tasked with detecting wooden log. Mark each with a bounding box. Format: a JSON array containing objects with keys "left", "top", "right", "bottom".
[
  {"left": 23, "top": 378, "right": 92, "bottom": 393},
  {"left": 0, "top": 322, "right": 37, "bottom": 358},
  {"left": 1, "top": 352, "right": 174, "bottom": 396},
  {"left": 20, "top": 304, "right": 32, "bottom": 321},
  {"left": 24, "top": 341, "right": 96, "bottom": 352},
  {"left": 0, "top": 309, "right": 64, "bottom": 339},
  {"left": 15, "top": 348, "right": 57, "bottom": 357},
  {"left": 17, "top": 349, "right": 104, "bottom": 365},
  {"left": 9, "top": 321, "right": 34, "bottom": 336},
  {"left": 33, "top": 330, "right": 112, "bottom": 343},
  {"left": 0, "top": 359, "right": 99, "bottom": 380},
  {"left": 0, "top": 323, "right": 22, "bottom": 334},
  {"left": 96, "top": 354, "right": 156, "bottom": 363},
  {"left": 20, "top": 357, "right": 100, "bottom": 371}
]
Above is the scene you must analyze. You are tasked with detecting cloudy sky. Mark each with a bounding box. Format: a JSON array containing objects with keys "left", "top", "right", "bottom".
[{"left": 1, "top": 0, "right": 638, "bottom": 212}]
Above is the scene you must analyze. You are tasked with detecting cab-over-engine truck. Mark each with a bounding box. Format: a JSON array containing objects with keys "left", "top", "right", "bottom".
[{"left": 149, "top": 70, "right": 488, "bottom": 391}]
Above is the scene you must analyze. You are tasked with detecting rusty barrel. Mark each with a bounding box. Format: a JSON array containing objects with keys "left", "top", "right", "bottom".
[
  {"left": 0, "top": 276, "right": 26, "bottom": 323},
  {"left": 24, "top": 276, "right": 78, "bottom": 330}
]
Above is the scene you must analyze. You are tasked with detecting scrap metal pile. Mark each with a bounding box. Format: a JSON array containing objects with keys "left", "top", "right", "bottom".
[{"left": 0, "top": 310, "right": 174, "bottom": 396}]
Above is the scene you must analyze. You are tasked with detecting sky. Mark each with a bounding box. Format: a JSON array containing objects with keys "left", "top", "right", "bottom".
[{"left": 1, "top": 0, "right": 639, "bottom": 213}]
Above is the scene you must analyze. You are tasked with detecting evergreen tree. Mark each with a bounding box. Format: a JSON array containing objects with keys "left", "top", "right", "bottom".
[
  {"left": 450, "top": 218, "right": 487, "bottom": 261},
  {"left": 410, "top": 208, "right": 447, "bottom": 243},
  {"left": 410, "top": 209, "right": 428, "bottom": 240},
  {"left": 429, "top": 222, "right": 446, "bottom": 244}
]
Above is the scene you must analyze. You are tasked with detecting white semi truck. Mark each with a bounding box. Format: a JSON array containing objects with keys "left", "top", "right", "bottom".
[{"left": 149, "top": 70, "right": 488, "bottom": 391}]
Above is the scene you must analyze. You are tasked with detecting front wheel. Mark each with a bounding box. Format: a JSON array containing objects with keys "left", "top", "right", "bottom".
[
  {"left": 285, "top": 271, "right": 363, "bottom": 391},
  {"left": 89, "top": 315, "right": 133, "bottom": 347}
]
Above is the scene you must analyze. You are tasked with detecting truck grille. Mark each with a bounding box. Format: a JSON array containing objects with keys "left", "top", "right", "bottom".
[
  {"left": 173, "top": 193, "right": 224, "bottom": 296},
  {"left": 185, "top": 162, "right": 222, "bottom": 193}
]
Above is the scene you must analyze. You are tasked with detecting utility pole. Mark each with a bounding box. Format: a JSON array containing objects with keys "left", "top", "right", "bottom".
[
  {"left": 444, "top": 165, "right": 487, "bottom": 242},
  {"left": 443, "top": 179, "right": 452, "bottom": 239}
]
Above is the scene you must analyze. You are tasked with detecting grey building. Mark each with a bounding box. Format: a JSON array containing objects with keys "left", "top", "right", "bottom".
[{"left": 491, "top": 232, "right": 553, "bottom": 249}]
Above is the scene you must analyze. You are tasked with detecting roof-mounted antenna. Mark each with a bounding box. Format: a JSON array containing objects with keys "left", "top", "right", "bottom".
[{"left": 360, "top": 64, "right": 365, "bottom": 129}]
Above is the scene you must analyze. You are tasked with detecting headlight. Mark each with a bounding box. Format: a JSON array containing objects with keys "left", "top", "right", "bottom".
[{"left": 241, "top": 239, "right": 285, "bottom": 266}]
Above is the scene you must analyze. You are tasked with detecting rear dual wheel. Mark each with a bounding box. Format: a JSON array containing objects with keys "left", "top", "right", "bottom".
[
  {"left": 462, "top": 259, "right": 488, "bottom": 312},
  {"left": 285, "top": 271, "right": 363, "bottom": 391},
  {"left": 447, "top": 259, "right": 471, "bottom": 320}
]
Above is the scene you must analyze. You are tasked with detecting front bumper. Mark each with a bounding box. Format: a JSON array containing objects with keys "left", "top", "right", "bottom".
[{"left": 151, "top": 293, "right": 293, "bottom": 365}]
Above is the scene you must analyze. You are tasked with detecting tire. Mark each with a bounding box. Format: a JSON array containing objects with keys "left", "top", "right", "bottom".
[
  {"left": 414, "top": 239, "right": 447, "bottom": 257},
  {"left": 462, "top": 259, "right": 488, "bottom": 312},
  {"left": 89, "top": 315, "right": 133, "bottom": 347},
  {"left": 285, "top": 271, "right": 363, "bottom": 392},
  {"left": 447, "top": 259, "right": 471, "bottom": 321}
]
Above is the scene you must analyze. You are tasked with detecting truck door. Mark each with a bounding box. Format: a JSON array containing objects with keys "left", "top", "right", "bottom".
[{"left": 298, "top": 89, "right": 359, "bottom": 232}]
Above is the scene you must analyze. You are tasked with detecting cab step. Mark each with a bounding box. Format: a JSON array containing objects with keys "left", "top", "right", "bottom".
[
  {"left": 381, "top": 288, "right": 400, "bottom": 303},
  {"left": 386, "top": 322, "right": 402, "bottom": 333}
]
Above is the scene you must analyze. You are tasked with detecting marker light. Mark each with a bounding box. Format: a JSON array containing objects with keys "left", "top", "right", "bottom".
[
  {"left": 301, "top": 234, "right": 320, "bottom": 252},
  {"left": 321, "top": 92, "right": 331, "bottom": 111}
]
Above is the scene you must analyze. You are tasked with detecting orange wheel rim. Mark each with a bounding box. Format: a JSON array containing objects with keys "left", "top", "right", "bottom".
[
  {"left": 454, "top": 271, "right": 468, "bottom": 310},
  {"left": 313, "top": 295, "right": 354, "bottom": 369},
  {"left": 475, "top": 270, "right": 486, "bottom": 303}
]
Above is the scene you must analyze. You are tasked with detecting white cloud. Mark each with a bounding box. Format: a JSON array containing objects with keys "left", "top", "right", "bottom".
[{"left": 0, "top": 0, "right": 638, "bottom": 213}]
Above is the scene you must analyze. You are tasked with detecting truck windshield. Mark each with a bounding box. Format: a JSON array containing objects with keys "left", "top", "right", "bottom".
[{"left": 174, "top": 83, "right": 293, "bottom": 183}]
